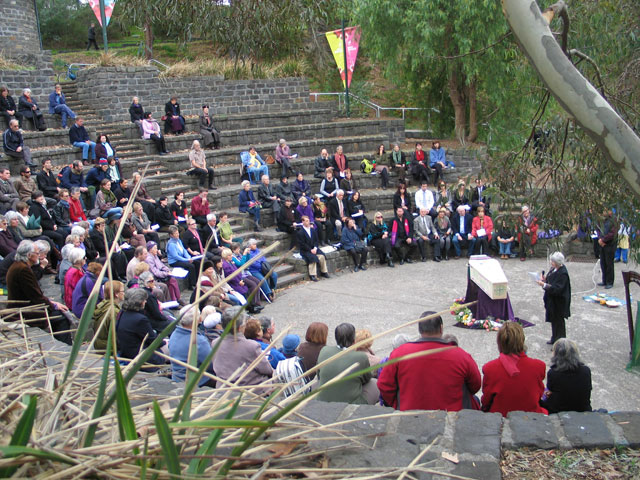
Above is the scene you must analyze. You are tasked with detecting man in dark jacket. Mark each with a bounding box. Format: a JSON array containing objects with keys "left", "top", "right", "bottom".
[
  {"left": 87, "top": 23, "right": 99, "bottom": 50},
  {"left": 596, "top": 208, "right": 617, "bottom": 289},
  {"left": 451, "top": 206, "right": 476, "bottom": 259},
  {"left": 3, "top": 119, "right": 33, "bottom": 166},
  {"left": 390, "top": 207, "right": 416, "bottom": 264},
  {"left": 114, "top": 178, "right": 132, "bottom": 209},
  {"left": 29, "top": 191, "right": 64, "bottom": 249},
  {"left": 296, "top": 215, "right": 329, "bottom": 281},
  {"left": 48, "top": 84, "right": 76, "bottom": 128},
  {"left": 155, "top": 196, "right": 179, "bottom": 232},
  {"left": 36, "top": 158, "right": 60, "bottom": 200},
  {"left": 69, "top": 117, "right": 96, "bottom": 163},
  {"left": 199, "top": 213, "right": 221, "bottom": 256}
]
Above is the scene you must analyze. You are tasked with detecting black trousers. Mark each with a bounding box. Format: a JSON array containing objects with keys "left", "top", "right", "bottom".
[
  {"left": 392, "top": 239, "right": 416, "bottom": 260},
  {"left": 191, "top": 167, "right": 214, "bottom": 187},
  {"left": 601, "top": 241, "right": 616, "bottom": 286},
  {"left": 547, "top": 310, "right": 566, "bottom": 342},
  {"left": 149, "top": 133, "right": 167, "bottom": 153},
  {"left": 87, "top": 38, "right": 99, "bottom": 50},
  {"left": 378, "top": 167, "right": 389, "bottom": 188},
  {"left": 170, "top": 260, "right": 199, "bottom": 289},
  {"left": 371, "top": 237, "right": 392, "bottom": 260},
  {"left": 432, "top": 163, "right": 444, "bottom": 186},
  {"left": 417, "top": 235, "right": 440, "bottom": 259},
  {"left": 413, "top": 164, "right": 432, "bottom": 184},
  {"left": 346, "top": 247, "right": 368, "bottom": 267},
  {"left": 474, "top": 236, "right": 490, "bottom": 255}
]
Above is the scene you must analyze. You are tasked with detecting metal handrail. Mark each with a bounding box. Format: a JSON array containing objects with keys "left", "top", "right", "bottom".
[{"left": 149, "top": 59, "right": 169, "bottom": 70}]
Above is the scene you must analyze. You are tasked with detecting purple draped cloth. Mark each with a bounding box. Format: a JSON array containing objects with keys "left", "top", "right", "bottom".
[{"left": 464, "top": 278, "right": 515, "bottom": 321}]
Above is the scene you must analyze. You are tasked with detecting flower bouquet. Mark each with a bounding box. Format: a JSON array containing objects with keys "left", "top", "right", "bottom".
[{"left": 451, "top": 300, "right": 504, "bottom": 331}]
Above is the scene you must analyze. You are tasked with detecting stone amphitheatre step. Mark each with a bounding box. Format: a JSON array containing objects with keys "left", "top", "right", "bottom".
[{"left": 120, "top": 108, "right": 337, "bottom": 140}]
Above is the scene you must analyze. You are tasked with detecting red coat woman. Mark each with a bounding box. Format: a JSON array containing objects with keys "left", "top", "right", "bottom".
[{"left": 481, "top": 322, "right": 547, "bottom": 417}]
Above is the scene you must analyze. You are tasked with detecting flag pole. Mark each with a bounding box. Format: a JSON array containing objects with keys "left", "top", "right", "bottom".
[
  {"left": 99, "top": 0, "right": 108, "bottom": 52},
  {"left": 341, "top": 19, "right": 350, "bottom": 118}
]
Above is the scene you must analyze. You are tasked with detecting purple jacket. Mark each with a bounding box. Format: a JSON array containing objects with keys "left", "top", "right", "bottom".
[
  {"left": 296, "top": 203, "right": 315, "bottom": 223},
  {"left": 222, "top": 260, "right": 248, "bottom": 294},
  {"left": 72, "top": 272, "right": 102, "bottom": 318}
]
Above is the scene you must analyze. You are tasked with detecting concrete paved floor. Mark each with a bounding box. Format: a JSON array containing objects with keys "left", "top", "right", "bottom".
[{"left": 263, "top": 255, "right": 640, "bottom": 412}]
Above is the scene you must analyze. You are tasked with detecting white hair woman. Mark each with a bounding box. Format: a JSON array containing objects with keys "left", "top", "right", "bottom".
[
  {"left": 63, "top": 247, "right": 86, "bottom": 309},
  {"left": 18, "top": 87, "right": 46, "bottom": 130},
  {"left": 537, "top": 251, "right": 571, "bottom": 344},
  {"left": 189, "top": 139, "right": 215, "bottom": 189},
  {"left": 540, "top": 338, "right": 592, "bottom": 413}
]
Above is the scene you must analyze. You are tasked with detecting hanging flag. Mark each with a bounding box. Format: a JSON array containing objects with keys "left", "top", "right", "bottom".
[
  {"left": 325, "top": 26, "right": 361, "bottom": 88},
  {"left": 88, "top": 0, "right": 116, "bottom": 27}
]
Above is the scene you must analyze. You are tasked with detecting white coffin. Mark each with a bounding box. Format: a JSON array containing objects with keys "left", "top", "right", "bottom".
[{"left": 469, "top": 257, "right": 508, "bottom": 300}]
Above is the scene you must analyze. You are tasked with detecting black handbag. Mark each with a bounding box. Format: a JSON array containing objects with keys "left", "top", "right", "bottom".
[{"left": 261, "top": 260, "right": 273, "bottom": 275}]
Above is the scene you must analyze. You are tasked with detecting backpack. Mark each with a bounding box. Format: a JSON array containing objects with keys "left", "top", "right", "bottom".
[
  {"left": 56, "top": 164, "right": 73, "bottom": 185},
  {"left": 360, "top": 158, "right": 374, "bottom": 174},
  {"left": 275, "top": 356, "right": 309, "bottom": 398}
]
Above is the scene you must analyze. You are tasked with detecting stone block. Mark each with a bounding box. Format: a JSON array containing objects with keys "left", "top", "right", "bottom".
[
  {"left": 505, "top": 411, "right": 558, "bottom": 449},
  {"left": 611, "top": 412, "right": 640, "bottom": 447},
  {"left": 559, "top": 411, "right": 614, "bottom": 448},
  {"left": 396, "top": 410, "right": 447, "bottom": 445},
  {"left": 453, "top": 410, "right": 502, "bottom": 458}
]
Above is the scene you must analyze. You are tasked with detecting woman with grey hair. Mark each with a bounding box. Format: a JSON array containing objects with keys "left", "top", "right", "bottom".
[
  {"left": 537, "top": 251, "right": 571, "bottom": 344},
  {"left": 138, "top": 271, "right": 173, "bottom": 332},
  {"left": 541, "top": 339, "right": 592, "bottom": 413},
  {"left": 18, "top": 88, "right": 46, "bottom": 131},
  {"left": 116, "top": 287, "right": 166, "bottom": 367}
]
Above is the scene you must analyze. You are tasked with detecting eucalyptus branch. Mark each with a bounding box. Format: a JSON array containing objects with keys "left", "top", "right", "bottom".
[
  {"left": 432, "top": 32, "right": 512, "bottom": 60},
  {"left": 542, "top": 1, "right": 569, "bottom": 53},
  {"left": 569, "top": 49, "right": 606, "bottom": 98}
]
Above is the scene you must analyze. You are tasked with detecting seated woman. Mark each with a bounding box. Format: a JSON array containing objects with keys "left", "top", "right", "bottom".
[
  {"left": 211, "top": 255, "right": 248, "bottom": 307},
  {"left": 367, "top": 211, "right": 393, "bottom": 267},
  {"left": 311, "top": 196, "right": 330, "bottom": 246},
  {"left": 434, "top": 206, "right": 452, "bottom": 261},
  {"left": 131, "top": 201, "right": 159, "bottom": 244},
  {"left": 481, "top": 321, "right": 547, "bottom": 417},
  {"left": 188, "top": 140, "right": 215, "bottom": 189},
  {"left": 277, "top": 197, "right": 297, "bottom": 239},
  {"left": 230, "top": 243, "right": 271, "bottom": 298},
  {"left": 331, "top": 145, "right": 349, "bottom": 178},
  {"left": 341, "top": 217, "right": 368, "bottom": 272},
  {"left": 129, "top": 96, "right": 145, "bottom": 137},
  {"left": 540, "top": 339, "right": 592, "bottom": 414},
  {"left": 319, "top": 168, "right": 340, "bottom": 202},
  {"left": 218, "top": 211, "right": 241, "bottom": 248},
  {"left": 146, "top": 240, "right": 181, "bottom": 302},
  {"left": 189, "top": 260, "right": 233, "bottom": 311},
  {"left": 389, "top": 143, "right": 407, "bottom": 185},
  {"left": 347, "top": 190, "right": 367, "bottom": 230},
  {"left": 291, "top": 172, "right": 311, "bottom": 201},
  {"left": 71, "top": 261, "right": 103, "bottom": 318},
  {"left": 435, "top": 181, "right": 453, "bottom": 216},
  {"left": 275, "top": 138, "right": 295, "bottom": 178},
  {"left": 452, "top": 180, "right": 470, "bottom": 212},
  {"left": 63, "top": 247, "right": 85, "bottom": 309},
  {"left": 355, "top": 329, "right": 382, "bottom": 376},
  {"left": 429, "top": 141, "right": 454, "bottom": 186},
  {"left": 93, "top": 179, "right": 122, "bottom": 220},
  {"left": 18, "top": 88, "right": 46, "bottom": 131},
  {"left": 298, "top": 321, "right": 329, "bottom": 380},
  {"left": 164, "top": 96, "right": 185, "bottom": 134},
  {"left": 518, "top": 205, "right": 538, "bottom": 261},
  {"left": 238, "top": 180, "right": 262, "bottom": 232},
  {"left": 116, "top": 288, "right": 165, "bottom": 367},
  {"left": 372, "top": 144, "right": 390, "bottom": 189},
  {"left": 142, "top": 112, "right": 169, "bottom": 155},
  {"left": 169, "top": 304, "right": 215, "bottom": 387},
  {"left": 169, "top": 191, "right": 189, "bottom": 228},
  {"left": 497, "top": 218, "right": 515, "bottom": 259},
  {"left": 244, "top": 238, "right": 278, "bottom": 300},
  {"left": 339, "top": 168, "right": 357, "bottom": 195},
  {"left": 106, "top": 157, "right": 122, "bottom": 190},
  {"left": 471, "top": 206, "right": 493, "bottom": 255},
  {"left": 393, "top": 183, "right": 412, "bottom": 215},
  {"left": 138, "top": 271, "right": 174, "bottom": 332},
  {"left": 199, "top": 104, "right": 220, "bottom": 149},
  {"left": 95, "top": 134, "right": 119, "bottom": 164},
  {"left": 166, "top": 225, "right": 199, "bottom": 290},
  {"left": 93, "top": 280, "right": 125, "bottom": 352},
  {"left": 0, "top": 86, "right": 22, "bottom": 127},
  {"left": 221, "top": 247, "right": 263, "bottom": 314},
  {"left": 410, "top": 143, "right": 431, "bottom": 184}
]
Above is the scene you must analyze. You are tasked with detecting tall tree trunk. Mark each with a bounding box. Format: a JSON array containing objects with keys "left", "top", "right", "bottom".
[
  {"left": 502, "top": 0, "right": 640, "bottom": 198},
  {"left": 448, "top": 63, "right": 467, "bottom": 144},
  {"left": 466, "top": 79, "right": 478, "bottom": 143},
  {"left": 144, "top": 19, "right": 153, "bottom": 60}
]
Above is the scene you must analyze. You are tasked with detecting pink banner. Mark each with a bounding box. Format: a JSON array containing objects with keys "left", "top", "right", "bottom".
[
  {"left": 88, "top": 0, "right": 116, "bottom": 27},
  {"left": 325, "top": 26, "right": 361, "bottom": 88}
]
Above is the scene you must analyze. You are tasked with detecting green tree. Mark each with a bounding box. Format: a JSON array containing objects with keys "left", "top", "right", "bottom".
[{"left": 353, "top": 0, "right": 515, "bottom": 142}]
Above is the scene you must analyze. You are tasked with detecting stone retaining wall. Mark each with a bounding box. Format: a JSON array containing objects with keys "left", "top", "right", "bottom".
[
  {"left": 0, "top": 0, "right": 41, "bottom": 56},
  {"left": 75, "top": 66, "right": 313, "bottom": 122}
]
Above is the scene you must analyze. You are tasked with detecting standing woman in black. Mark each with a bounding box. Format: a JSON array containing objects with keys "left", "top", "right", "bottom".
[{"left": 537, "top": 251, "right": 571, "bottom": 345}]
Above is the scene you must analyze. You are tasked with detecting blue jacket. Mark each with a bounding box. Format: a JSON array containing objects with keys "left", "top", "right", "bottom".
[
  {"left": 246, "top": 248, "right": 266, "bottom": 275},
  {"left": 48, "top": 92, "right": 67, "bottom": 114},
  {"left": 167, "top": 237, "right": 192, "bottom": 264},
  {"left": 60, "top": 168, "right": 87, "bottom": 189},
  {"left": 257, "top": 339, "right": 286, "bottom": 368},
  {"left": 168, "top": 325, "right": 212, "bottom": 385},
  {"left": 85, "top": 166, "right": 108, "bottom": 188},
  {"left": 240, "top": 151, "right": 265, "bottom": 168},
  {"left": 429, "top": 148, "right": 454, "bottom": 168},
  {"left": 69, "top": 124, "right": 90, "bottom": 144},
  {"left": 341, "top": 226, "right": 364, "bottom": 250},
  {"left": 238, "top": 189, "right": 258, "bottom": 213}
]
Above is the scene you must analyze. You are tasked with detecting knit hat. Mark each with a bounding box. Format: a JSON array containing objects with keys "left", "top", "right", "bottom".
[
  {"left": 281, "top": 334, "right": 300, "bottom": 356},
  {"left": 146, "top": 241, "right": 157, "bottom": 250},
  {"left": 98, "top": 158, "right": 108, "bottom": 165},
  {"left": 203, "top": 311, "right": 221, "bottom": 328}
]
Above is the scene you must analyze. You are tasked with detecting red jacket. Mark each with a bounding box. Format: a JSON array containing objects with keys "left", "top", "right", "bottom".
[
  {"left": 191, "top": 195, "right": 210, "bottom": 217},
  {"left": 481, "top": 352, "right": 547, "bottom": 417},
  {"left": 69, "top": 197, "right": 87, "bottom": 222},
  {"left": 471, "top": 215, "right": 493, "bottom": 240},
  {"left": 64, "top": 267, "right": 84, "bottom": 309},
  {"left": 378, "top": 338, "right": 481, "bottom": 411},
  {"left": 517, "top": 214, "right": 538, "bottom": 246}
]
